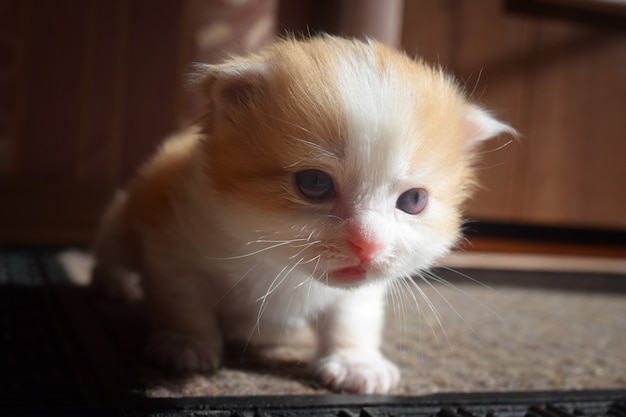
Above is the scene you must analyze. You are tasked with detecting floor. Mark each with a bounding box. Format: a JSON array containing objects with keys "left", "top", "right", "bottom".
[
  {"left": 448, "top": 234, "right": 626, "bottom": 273},
  {"left": 2, "top": 240, "right": 626, "bottom": 414}
]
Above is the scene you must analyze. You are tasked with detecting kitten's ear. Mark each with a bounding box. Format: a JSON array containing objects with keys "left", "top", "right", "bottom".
[
  {"left": 461, "top": 104, "right": 517, "bottom": 145},
  {"left": 195, "top": 61, "right": 269, "bottom": 124}
]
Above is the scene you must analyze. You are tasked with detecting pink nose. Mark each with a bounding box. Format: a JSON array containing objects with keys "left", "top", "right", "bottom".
[{"left": 348, "top": 230, "right": 384, "bottom": 264}]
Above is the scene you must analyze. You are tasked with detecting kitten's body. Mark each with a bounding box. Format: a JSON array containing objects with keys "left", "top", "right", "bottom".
[{"left": 92, "top": 36, "right": 514, "bottom": 394}]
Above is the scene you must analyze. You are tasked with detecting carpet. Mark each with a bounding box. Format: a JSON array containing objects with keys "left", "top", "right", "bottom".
[
  {"left": 138, "top": 268, "right": 626, "bottom": 397},
  {"left": 2, "top": 249, "right": 625, "bottom": 413}
]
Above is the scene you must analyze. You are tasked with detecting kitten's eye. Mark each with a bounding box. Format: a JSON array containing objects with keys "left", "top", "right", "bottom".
[
  {"left": 295, "top": 169, "right": 335, "bottom": 200},
  {"left": 396, "top": 188, "right": 428, "bottom": 215}
]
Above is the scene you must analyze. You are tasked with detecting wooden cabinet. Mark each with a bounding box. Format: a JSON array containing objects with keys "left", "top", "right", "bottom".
[
  {"left": 2, "top": 0, "right": 625, "bottom": 245},
  {"left": 402, "top": 0, "right": 626, "bottom": 230},
  {"left": 0, "top": 0, "right": 276, "bottom": 245}
]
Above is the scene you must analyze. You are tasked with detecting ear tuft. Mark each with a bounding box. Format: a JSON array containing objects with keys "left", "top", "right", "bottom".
[
  {"left": 462, "top": 105, "right": 518, "bottom": 144},
  {"left": 210, "top": 63, "right": 268, "bottom": 107},
  {"left": 197, "top": 62, "right": 270, "bottom": 124}
]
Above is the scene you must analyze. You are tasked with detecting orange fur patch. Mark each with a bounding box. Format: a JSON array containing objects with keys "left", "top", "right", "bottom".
[
  {"left": 126, "top": 129, "right": 200, "bottom": 231},
  {"left": 201, "top": 37, "right": 478, "bottom": 222}
]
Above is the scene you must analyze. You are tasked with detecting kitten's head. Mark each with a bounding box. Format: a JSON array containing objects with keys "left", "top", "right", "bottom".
[{"left": 197, "top": 36, "right": 515, "bottom": 287}]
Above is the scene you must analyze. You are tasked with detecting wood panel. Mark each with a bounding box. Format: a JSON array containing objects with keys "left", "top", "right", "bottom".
[
  {"left": 3, "top": 1, "right": 625, "bottom": 244},
  {"left": 0, "top": 180, "right": 114, "bottom": 245},
  {"left": 0, "top": 0, "right": 186, "bottom": 185},
  {"left": 0, "top": 0, "right": 187, "bottom": 245},
  {"left": 521, "top": 21, "right": 626, "bottom": 228},
  {"left": 402, "top": 0, "right": 626, "bottom": 230},
  {"left": 0, "top": 0, "right": 278, "bottom": 245},
  {"left": 402, "top": 0, "right": 532, "bottom": 223}
]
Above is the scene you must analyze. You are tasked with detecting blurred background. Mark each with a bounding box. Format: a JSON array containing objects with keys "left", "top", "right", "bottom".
[{"left": 1, "top": 0, "right": 625, "bottom": 256}]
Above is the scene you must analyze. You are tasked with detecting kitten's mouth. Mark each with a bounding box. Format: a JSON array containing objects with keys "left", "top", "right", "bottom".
[{"left": 331, "top": 266, "right": 368, "bottom": 282}]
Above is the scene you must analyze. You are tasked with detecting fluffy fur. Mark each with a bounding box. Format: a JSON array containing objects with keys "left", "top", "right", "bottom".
[{"left": 91, "top": 36, "right": 515, "bottom": 394}]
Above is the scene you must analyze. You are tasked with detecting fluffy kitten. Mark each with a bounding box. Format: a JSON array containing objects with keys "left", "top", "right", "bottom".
[{"left": 91, "top": 36, "right": 514, "bottom": 394}]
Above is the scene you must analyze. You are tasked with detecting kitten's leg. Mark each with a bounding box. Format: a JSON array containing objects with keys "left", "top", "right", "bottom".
[
  {"left": 315, "top": 283, "right": 399, "bottom": 394},
  {"left": 91, "top": 192, "right": 143, "bottom": 301},
  {"left": 142, "top": 268, "right": 223, "bottom": 372},
  {"left": 91, "top": 263, "right": 142, "bottom": 301}
]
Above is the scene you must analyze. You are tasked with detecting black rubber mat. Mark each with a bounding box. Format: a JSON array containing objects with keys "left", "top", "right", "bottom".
[
  {"left": 1, "top": 249, "right": 625, "bottom": 416},
  {"left": 0, "top": 250, "right": 123, "bottom": 415},
  {"left": 121, "top": 390, "right": 626, "bottom": 417}
]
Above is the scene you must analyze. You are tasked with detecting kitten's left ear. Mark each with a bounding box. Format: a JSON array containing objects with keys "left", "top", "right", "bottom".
[
  {"left": 461, "top": 104, "right": 517, "bottom": 145},
  {"left": 193, "top": 61, "right": 270, "bottom": 125}
]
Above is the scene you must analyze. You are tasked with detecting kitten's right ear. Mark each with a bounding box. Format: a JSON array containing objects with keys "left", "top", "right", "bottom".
[
  {"left": 460, "top": 104, "right": 518, "bottom": 147},
  {"left": 194, "top": 62, "right": 269, "bottom": 124}
]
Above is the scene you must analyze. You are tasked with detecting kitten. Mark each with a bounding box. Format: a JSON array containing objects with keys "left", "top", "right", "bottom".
[{"left": 91, "top": 36, "right": 515, "bottom": 394}]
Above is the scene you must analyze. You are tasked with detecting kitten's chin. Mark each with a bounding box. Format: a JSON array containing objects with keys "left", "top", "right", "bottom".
[
  {"left": 331, "top": 266, "right": 368, "bottom": 283},
  {"left": 325, "top": 266, "right": 390, "bottom": 288}
]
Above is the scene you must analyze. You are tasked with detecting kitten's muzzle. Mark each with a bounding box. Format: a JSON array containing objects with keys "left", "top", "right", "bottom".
[{"left": 347, "top": 229, "right": 384, "bottom": 264}]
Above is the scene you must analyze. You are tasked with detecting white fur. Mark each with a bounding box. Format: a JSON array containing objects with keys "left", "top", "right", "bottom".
[{"left": 92, "top": 37, "right": 514, "bottom": 394}]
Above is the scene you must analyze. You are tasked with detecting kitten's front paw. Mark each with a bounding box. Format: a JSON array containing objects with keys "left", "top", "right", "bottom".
[
  {"left": 146, "top": 330, "right": 222, "bottom": 372},
  {"left": 91, "top": 266, "right": 143, "bottom": 301},
  {"left": 316, "top": 350, "right": 400, "bottom": 394}
]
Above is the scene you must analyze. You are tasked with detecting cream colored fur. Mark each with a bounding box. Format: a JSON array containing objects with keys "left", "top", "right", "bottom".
[{"left": 91, "top": 36, "right": 514, "bottom": 394}]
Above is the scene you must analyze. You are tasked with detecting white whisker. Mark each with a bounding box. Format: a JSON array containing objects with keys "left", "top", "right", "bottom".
[
  {"left": 299, "top": 254, "right": 323, "bottom": 265},
  {"left": 386, "top": 279, "right": 407, "bottom": 354},
  {"left": 257, "top": 261, "right": 296, "bottom": 303},
  {"left": 246, "top": 238, "right": 306, "bottom": 245},
  {"left": 427, "top": 267, "right": 504, "bottom": 323},
  {"left": 205, "top": 239, "right": 307, "bottom": 260},
  {"left": 288, "top": 136, "right": 336, "bottom": 157},
  {"left": 304, "top": 264, "right": 325, "bottom": 310},
  {"left": 278, "top": 292, "right": 295, "bottom": 346},
  {"left": 293, "top": 255, "right": 322, "bottom": 290},
  {"left": 406, "top": 273, "right": 450, "bottom": 347},
  {"left": 476, "top": 139, "right": 513, "bottom": 156},
  {"left": 438, "top": 265, "right": 492, "bottom": 288},
  {"left": 255, "top": 256, "right": 307, "bottom": 330},
  {"left": 398, "top": 276, "right": 431, "bottom": 351},
  {"left": 418, "top": 271, "right": 489, "bottom": 345},
  {"left": 210, "top": 261, "right": 260, "bottom": 309},
  {"left": 288, "top": 240, "right": 322, "bottom": 260},
  {"left": 325, "top": 214, "right": 344, "bottom": 223}
]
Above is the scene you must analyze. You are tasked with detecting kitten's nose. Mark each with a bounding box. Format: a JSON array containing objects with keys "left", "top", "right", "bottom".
[{"left": 348, "top": 230, "right": 384, "bottom": 264}]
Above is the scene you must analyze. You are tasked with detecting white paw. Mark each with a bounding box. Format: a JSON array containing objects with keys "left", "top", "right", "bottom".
[
  {"left": 315, "top": 350, "right": 400, "bottom": 394},
  {"left": 146, "top": 330, "right": 222, "bottom": 372},
  {"left": 91, "top": 266, "right": 143, "bottom": 301}
]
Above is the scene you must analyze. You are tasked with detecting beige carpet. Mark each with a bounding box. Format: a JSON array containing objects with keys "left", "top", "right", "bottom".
[
  {"left": 118, "top": 268, "right": 626, "bottom": 397},
  {"left": 4, "top": 249, "right": 625, "bottom": 417}
]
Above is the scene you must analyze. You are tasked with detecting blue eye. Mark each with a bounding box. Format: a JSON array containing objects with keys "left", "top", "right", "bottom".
[
  {"left": 396, "top": 188, "right": 428, "bottom": 215},
  {"left": 295, "top": 169, "right": 335, "bottom": 200}
]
